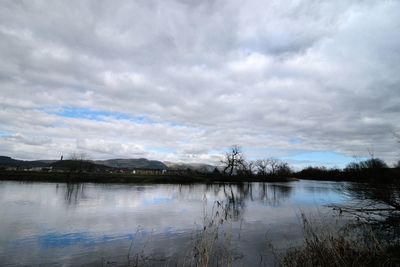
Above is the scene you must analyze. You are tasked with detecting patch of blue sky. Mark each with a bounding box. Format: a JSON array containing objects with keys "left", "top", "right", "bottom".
[
  {"left": 53, "top": 107, "right": 129, "bottom": 121},
  {"left": 45, "top": 106, "right": 189, "bottom": 128},
  {"left": 288, "top": 137, "right": 302, "bottom": 144},
  {"left": 44, "top": 106, "right": 155, "bottom": 125},
  {"left": 283, "top": 151, "right": 361, "bottom": 168},
  {"left": 0, "top": 130, "right": 12, "bottom": 136}
]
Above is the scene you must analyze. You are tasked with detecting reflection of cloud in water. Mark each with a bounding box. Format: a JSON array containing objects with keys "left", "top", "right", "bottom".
[
  {"left": 15, "top": 232, "right": 139, "bottom": 248},
  {"left": 293, "top": 182, "right": 348, "bottom": 205},
  {"left": 58, "top": 182, "right": 300, "bottom": 213},
  {"left": 0, "top": 180, "right": 349, "bottom": 266},
  {"left": 142, "top": 196, "right": 174, "bottom": 206}
]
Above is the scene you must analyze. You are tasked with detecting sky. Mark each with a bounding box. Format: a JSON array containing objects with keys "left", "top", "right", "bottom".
[{"left": 0, "top": 0, "right": 399, "bottom": 168}]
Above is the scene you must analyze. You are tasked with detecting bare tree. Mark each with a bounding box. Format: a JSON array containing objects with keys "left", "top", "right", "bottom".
[
  {"left": 268, "top": 158, "right": 280, "bottom": 175},
  {"left": 246, "top": 160, "right": 256, "bottom": 175},
  {"left": 275, "top": 162, "right": 292, "bottom": 177},
  {"left": 66, "top": 152, "right": 90, "bottom": 173},
  {"left": 256, "top": 158, "right": 291, "bottom": 177},
  {"left": 255, "top": 159, "right": 269, "bottom": 176},
  {"left": 255, "top": 158, "right": 281, "bottom": 176},
  {"left": 240, "top": 160, "right": 255, "bottom": 177},
  {"left": 221, "top": 145, "right": 246, "bottom": 176},
  {"left": 68, "top": 152, "right": 89, "bottom": 161},
  {"left": 395, "top": 160, "right": 400, "bottom": 169}
]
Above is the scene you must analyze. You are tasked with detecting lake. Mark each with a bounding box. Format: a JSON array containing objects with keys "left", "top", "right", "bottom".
[{"left": 0, "top": 180, "right": 350, "bottom": 266}]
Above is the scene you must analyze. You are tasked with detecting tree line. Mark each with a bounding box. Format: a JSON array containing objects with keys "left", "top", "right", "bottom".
[
  {"left": 219, "top": 145, "right": 292, "bottom": 178},
  {"left": 219, "top": 145, "right": 399, "bottom": 182}
]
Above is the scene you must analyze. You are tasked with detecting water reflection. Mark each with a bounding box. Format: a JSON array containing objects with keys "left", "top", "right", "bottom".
[
  {"left": 304, "top": 184, "right": 342, "bottom": 194},
  {"left": 0, "top": 180, "right": 348, "bottom": 266},
  {"left": 269, "top": 184, "right": 293, "bottom": 203},
  {"left": 63, "top": 183, "right": 87, "bottom": 206},
  {"left": 58, "top": 182, "right": 297, "bottom": 220}
]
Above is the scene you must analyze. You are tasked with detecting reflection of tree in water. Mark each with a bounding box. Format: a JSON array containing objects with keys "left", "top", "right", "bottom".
[
  {"left": 304, "top": 185, "right": 342, "bottom": 195},
  {"left": 203, "top": 183, "right": 251, "bottom": 220},
  {"left": 224, "top": 183, "right": 250, "bottom": 220},
  {"left": 257, "top": 183, "right": 293, "bottom": 206},
  {"left": 56, "top": 182, "right": 293, "bottom": 214},
  {"left": 330, "top": 182, "right": 400, "bottom": 247},
  {"left": 206, "top": 183, "right": 294, "bottom": 220},
  {"left": 334, "top": 183, "right": 400, "bottom": 225},
  {"left": 63, "top": 183, "right": 87, "bottom": 206}
]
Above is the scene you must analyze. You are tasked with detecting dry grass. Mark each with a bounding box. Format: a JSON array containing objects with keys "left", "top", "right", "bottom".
[
  {"left": 279, "top": 214, "right": 399, "bottom": 267},
  {"left": 103, "top": 204, "right": 399, "bottom": 266},
  {"left": 182, "top": 198, "right": 235, "bottom": 267}
]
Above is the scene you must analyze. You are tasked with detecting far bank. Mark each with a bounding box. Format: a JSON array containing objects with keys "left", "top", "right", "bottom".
[{"left": 0, "top": 170, "right": 298, "bottom": 184}]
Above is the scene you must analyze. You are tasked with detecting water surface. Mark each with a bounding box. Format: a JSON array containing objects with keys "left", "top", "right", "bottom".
[{"left": 0, "top": 180, "right": 349, "bottom": 266}]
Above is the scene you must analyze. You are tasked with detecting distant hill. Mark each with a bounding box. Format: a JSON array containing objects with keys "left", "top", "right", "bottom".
[
  {"left": 50, "top": 160, "right": 113, "bottom": 172},
  {"left": 0, "top": 156, "right": 48, "bottom": 168},
  {"left": 95, "top": 158, "right": 167, "bottom": 170},
  {"left": 0, "top": 156, "right": 215, "bottom": 172},
  {"left": 164, "top": 161, "right": 216, "bottom": 173},
  {"left": 36, "top": 160, "right": 57, "bottom": 165}
]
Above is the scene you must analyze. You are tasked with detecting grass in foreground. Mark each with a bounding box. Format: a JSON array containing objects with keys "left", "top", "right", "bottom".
[
  {"left": 101, "top": 205, "right": 399, "bottom": 266},
  {"left": 279, "top": 214, "right": 399, "bottom": 267}
]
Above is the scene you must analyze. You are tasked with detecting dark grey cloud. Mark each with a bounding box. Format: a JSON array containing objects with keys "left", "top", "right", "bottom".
[{"left": 0, "top": 0, "right": 399, "bottom": 165}]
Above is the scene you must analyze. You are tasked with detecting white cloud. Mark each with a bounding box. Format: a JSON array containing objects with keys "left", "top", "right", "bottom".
[{"left": 0, "top": 0, "right": 399, "bottom": 165}]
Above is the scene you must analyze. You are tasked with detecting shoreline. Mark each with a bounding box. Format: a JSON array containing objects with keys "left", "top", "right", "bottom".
[{"left": 0, "top": 170, "right": 298, "bottom": 184}]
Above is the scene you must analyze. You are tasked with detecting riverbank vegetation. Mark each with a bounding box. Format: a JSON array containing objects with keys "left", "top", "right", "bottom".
[
  {"left": 115, "top": 198, "right": 400, "bottom": 267},
  {"left": 296, "top": 158, "right": 400, "bottom": 183},
  {"left": 0, "top": 169, "right": 297, "bottom": 184},
  {"left": 1, "top": 146, "right": 399, "bottom": 184},
  {"left": 279, "top": 173, "right": 400, "bottom": 266},
  {"left": 103, "top": 179, "right": 399, "bottom": 266},
  {"left": 186, "top": 188, "right": 400, "bottom": 267},
  {"left": 279, "top": 214, "right": 400, "bottom": 267}
]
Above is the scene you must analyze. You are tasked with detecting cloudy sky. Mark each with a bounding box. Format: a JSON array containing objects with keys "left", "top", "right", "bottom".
[{"left": 0, "top": 0, "right": 399, "bottom": 167}]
